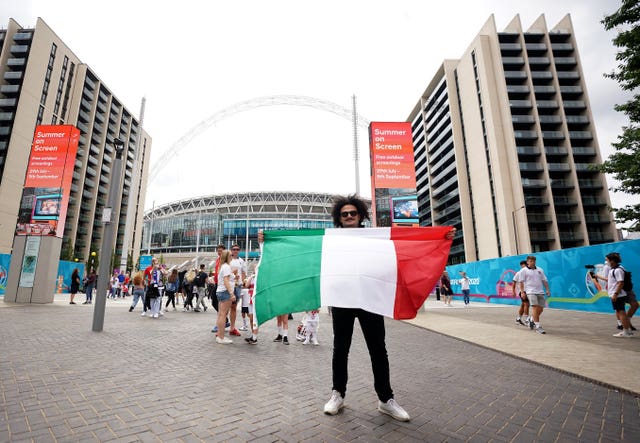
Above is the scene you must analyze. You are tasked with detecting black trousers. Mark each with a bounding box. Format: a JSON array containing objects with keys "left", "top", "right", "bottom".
[{"left": 331, "top": 307, "right": 393, "bottom": 402}]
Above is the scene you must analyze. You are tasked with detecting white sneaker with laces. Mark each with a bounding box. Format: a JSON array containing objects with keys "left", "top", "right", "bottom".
[
  {"left": 378, "top": 398, "right": 410, "bottom": 421},
  {"left": 614, "top": 331, "right": 634, "bottom": 337},
  {"left": 323, "top": 390, "right": 344, "bottom": 415},
  {"left": 239, "top": 325, "right": 248, "bottom": 331},
  {"left": 215, "top": 336, "right": 233, "bottom": 344}
]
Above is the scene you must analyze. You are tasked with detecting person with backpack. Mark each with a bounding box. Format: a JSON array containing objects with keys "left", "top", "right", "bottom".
[
  {"left": 606, "top": 252, "right": 635, "bottom": 337},
  {"left": 595, "top": 252, "right": 637, "bottom": 332},
  {"left": 193, "top": 264, "right": 209, "bottom": 312}
]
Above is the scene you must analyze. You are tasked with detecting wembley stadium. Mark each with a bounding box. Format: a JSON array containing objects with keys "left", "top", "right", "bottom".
[{"left": 141, "top": 191, "right": 369, "bottom": 268}]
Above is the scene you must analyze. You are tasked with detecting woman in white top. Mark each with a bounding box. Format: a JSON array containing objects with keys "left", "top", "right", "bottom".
[{"left": 215, "top": 250, "right": 236, "bottom": 344}]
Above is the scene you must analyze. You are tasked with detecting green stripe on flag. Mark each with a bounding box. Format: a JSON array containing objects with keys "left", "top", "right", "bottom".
[{"left": 255, "top": 230, "right": 324, "bottom": 325}]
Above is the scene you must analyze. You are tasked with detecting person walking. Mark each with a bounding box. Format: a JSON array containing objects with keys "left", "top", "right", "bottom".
[
  {"left": 512, "top": 260, "right": 530, "bottom": 326},
  {"left": 69, "top": 268, "right": 80, "bottom": 305},
  {"left": 193, "top": 264, "right": 209, "bottom": 312},
  {"left": 459, "top": 271, "right": 471, "bottom": 306},
  {"left": 83, "top": 268, "right": 96, "bottom": 304},
  {"left": 165, "top": 269, "right": 178, "bottom": 311},
  {"left": 518, "top": 255, "right": 551, "bottom": 334},
  {"left": 441, "top": 271, "right": 452, "bottom": 306},
  {"left": 606, "top": 252, "right": 634, "bottom": 337},
  {"left": 129, "top": 271, "right": 145, "bottom": 312}
]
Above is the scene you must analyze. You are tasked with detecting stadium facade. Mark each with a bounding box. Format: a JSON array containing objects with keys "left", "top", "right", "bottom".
[{"left": 142, "top": 192, "right": 363, "bottom": 267}]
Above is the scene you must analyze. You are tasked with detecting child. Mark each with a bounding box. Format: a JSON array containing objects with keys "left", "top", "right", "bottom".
[{"left": 302, "top": 309, "right": 320, "bottom": 346}]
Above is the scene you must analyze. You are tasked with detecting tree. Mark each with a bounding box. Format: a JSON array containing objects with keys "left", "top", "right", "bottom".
[
  {"left": 599, "top": 0, "right": 640, "bottom": 229},
  {"left": 60, "top": 238, "right": 74, "bottom": 261}
]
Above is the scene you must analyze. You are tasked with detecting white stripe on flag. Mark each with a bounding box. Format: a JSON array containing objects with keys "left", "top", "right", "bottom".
[{"left": 320, "top": 228, "right": 397, "bottom": 317}]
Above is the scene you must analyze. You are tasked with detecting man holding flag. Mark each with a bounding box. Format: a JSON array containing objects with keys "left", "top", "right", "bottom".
[{"left": 255, "top": 194, "right": 454, "bottom": 421}]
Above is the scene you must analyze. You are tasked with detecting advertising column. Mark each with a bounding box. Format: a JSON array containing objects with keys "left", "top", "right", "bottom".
[
  {"left": 5, "top": 125, "right": 79, "bottom": 303},
  {"left": 368, "top": 122, "right": 418, "bottom": 227}
]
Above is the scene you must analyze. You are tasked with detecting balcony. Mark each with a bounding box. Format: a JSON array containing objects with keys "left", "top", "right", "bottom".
[
  {"left": 510, "top": 100, "right": 532, "bottom": 109},
  {"left": 503, "top": 56, "right": 525, "bottom": 66},
  {"left": 556, "top": 214, "right": 581, "bottom": 224},
  {"left": 0, "top": 84, "right": 20, "bottom": 95},
  {"left": 507, "top": 85, "right": 530, "bottom": 94},
  {"left": 534, "top": 85, "right": 556, "bottom": 95},
  {"left": 551, "top": 43, "right": 573, "bottom": 53},
  {"left": 512, "top": 115, "right": 535, "bottom": 124},
  {"left": 539, "top": 115, "right": 563, "bottom": 124},
  {"left": 531, "top": 71, "right": 553, "bottom": 80},
  {"left": 557, "top": 71, "right": 580, "bottom": 81},
  {"left": 554, "top": 197, "right": 578, "bottom": 206},
  {"left": 547, "top": 163, "right": 571, "bottom": 172},
  {"left": 575, "top": 163, "right": 598, "bottom": 172},
  {"left": 542, "top": 131, "right": 565, "bottom": 140},
  {"left": 530, "top": 230, "right": 554, "bottom": 241},
  {"left": 589, "top": 232, "right": 615, "bottom": 243},
  {"left": 564, "top": 100, "right": 586, "bottom": 109},
  {"left": 555, "top": 57, "right": 577, "bottom": 66},
  {"left": 524, "top": 196, "right": 549, "bottom": 206},
  {"left": 526, "top": 43, "right": 547, "bottom": 53},
  {"left": 569, "top": 131, "right": 593, "bottom": 140},
  {"left": 3, "top": 71, "right": 22, "bottom": 82},
  {"left": 573, "top": 147, "right": 596, "bottom": 156},
  {"left": 500, "top": 43, "right": 522, "bottom": 52},
  {"left": 528, "top": 57, "right": 550, "bottom": 66},
  {"left": 521, "top": 178, "right": 546, "bottom": 188},
  {"left": 582, "top": 197, "right": 607, "bottom": 207},
  {"left": 516, "top": 146, "right": 540, "bottom": 156},
  {"left": 519, "top": 162, "right": 544, "bottom": 171},
  {"left": 7, "top": 58, "right": 26, "bottom": 68},
  {"left": 545, "top": 146, "right": 568, "bottom": 155},
  {"left": 551, "top": 179, "right": 575, "bottom": 189},
  {"left": 585, "top": 214, "right": 610, "bottom": 224},
  {"left": 527, "top": 213, "right": 552, "bottom": 223},
  {"left": 537, "top": 100, "right": 559, "bottom": 109},
  {"left": 565, "top": 115, "right": 589, "bottom": 125},
  {"left": 578, "top": 179, "right": 603, "bottom": 189},
  {"left": 514, "top": 130, "right": 538, "bottom": 140},
  {"left": 505, "top": 71, "right": 528, "bottom": 80}
]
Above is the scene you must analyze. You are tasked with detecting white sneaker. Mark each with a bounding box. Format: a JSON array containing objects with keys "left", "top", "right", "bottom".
[
  {"left": 239, "top": 325, "right": 248, "bottom": 331},
  {"left": 614, "top": 331, "right": 634, "bottom": 337},
  {"left": 141, "top": 312, "right": 146, "bottom": 316},
  {"left": 302, "top": 338, "right": 310, "bottom": 345},
  {"left": 152, "top": 313, "right": 158, "bottom": 319},
  {"left": 312, "top": 337, "right": 319, "bottom": 346},
  {"left": 378, "top": 398, "right": 410, "bottom": 421},
  {"left": 323, "top": 390, "right": 344, "bottom": 415},
  {"left": 215, "top": 336, "right": 233, "bottom": 344},
  {"left": 159, "top": 311, "right": 164, "bottom": 316}
]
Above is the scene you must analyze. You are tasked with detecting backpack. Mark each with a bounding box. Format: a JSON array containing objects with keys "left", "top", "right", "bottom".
[
  {"left": 612, "top": 266, "right": 633, "bottom": 292},
  {"left": 622, "top": 266, "right": 633, "bottom": 292}
]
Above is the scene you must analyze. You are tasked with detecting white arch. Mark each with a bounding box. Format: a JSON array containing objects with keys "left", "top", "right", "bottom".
[{"left": 149, "top": 95, "right": 371, "bottom": 183}]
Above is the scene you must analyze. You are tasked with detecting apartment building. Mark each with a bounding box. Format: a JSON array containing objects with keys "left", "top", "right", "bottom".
[
  {"left": 409, "top": 14, "right": 617, "bottom": 264},
  {"left": 0, "top": 17, "right": 151, "bottom": 268}
]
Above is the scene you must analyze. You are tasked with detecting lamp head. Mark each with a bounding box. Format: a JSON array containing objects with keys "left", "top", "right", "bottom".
[{"left": 113, "top": 138, "right": 125, "bottom": 155}]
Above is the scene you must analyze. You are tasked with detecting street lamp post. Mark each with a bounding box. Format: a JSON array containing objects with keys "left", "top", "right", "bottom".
[
  {"left": 512, "top": 205, "right": 525, "bottom": 255},
  {"left": 92, "top": 138, "right": 125, "bottom": 332}
]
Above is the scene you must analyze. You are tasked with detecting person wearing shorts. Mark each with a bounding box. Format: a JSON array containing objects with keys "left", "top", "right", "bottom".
[{"left": 518, "top": 255, "right": 551, "bottom": 334}]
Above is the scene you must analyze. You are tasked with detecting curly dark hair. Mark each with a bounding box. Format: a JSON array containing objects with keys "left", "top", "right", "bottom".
[{"left": 331, "top": 194, "right": 370, "bottom": 228}]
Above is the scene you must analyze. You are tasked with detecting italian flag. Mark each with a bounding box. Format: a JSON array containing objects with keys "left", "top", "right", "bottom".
[{"left": 254, "top": 226, "right": 453, "bottom": 325}]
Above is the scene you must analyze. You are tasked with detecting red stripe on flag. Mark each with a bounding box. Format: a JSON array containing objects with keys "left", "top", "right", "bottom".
[{"left": 390, "top": 227, "right": 453, "bottom": 319}]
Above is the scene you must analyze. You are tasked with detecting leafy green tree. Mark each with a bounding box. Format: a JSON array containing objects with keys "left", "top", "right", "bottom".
[
  {"left": 60, "top": 238, "right": 74, "bottom": 261},
  {"left": 599, "top": 0, "right": 640, "bottom": 229}
]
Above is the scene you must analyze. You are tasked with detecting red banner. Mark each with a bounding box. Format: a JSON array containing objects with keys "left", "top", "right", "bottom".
[
  {"left": 369, "top": 122, "right": 416, "bottom": 189},
  {"left": 15, "top": 125, "right": 79, "bottom": 238}
]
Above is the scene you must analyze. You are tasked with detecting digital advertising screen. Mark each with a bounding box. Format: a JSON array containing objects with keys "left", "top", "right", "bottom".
[
  {"left": 390, "top": 195, "right": 419, "bottom": 225},
  {"left": 31, "top": 194, "right": 62, "bottom": 220}
]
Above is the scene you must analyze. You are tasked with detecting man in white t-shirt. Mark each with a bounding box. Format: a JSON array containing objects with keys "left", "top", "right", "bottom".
[
  {"left": 228, "top": 243, "right": 247, "bottom": 337},
  {"left": 519, "top": 255, "right": 551, "bottom": 334},
  {"left": 459, "top": 271, "right": 471, "bottom": 306}
]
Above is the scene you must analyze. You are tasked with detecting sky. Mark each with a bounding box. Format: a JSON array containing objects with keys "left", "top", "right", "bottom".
[{"left": 3, "top": 0, "right": 635, "bottom": 217}]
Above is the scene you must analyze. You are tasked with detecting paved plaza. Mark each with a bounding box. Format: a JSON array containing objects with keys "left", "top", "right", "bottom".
[{"left": 1, "top": 296, "right": 639, "bottom": 442}]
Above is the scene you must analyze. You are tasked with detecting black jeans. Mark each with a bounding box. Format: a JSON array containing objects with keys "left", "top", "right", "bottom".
[
  {"left": 165, "top": 291, "right": 176, "bottom": 308},
  {"left": 331, "top": 307, "right": 393, "bottom": 402}
]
